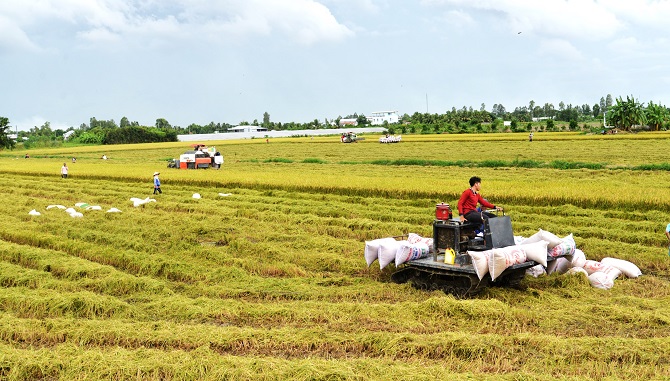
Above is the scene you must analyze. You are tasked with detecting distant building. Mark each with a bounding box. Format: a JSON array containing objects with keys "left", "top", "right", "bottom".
[
  {"left": 339, "top": 119, "right": 358, "bottom": 126},
  {"left": 532, "top": 117, "right": 553, "bottom": 122},
  {"left": 228, "top": 125, "right": 268, "bottom": 133},
  {"left": 368, "top": 111, "right": 399, "bottom": 125},
  {"left": 63, "top": 131, "right": 75, "bottom": 140}
]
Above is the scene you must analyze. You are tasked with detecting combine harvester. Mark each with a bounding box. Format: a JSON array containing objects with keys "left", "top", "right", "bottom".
[
  {"left": 168, "top": 144, "right": 223, "bottom": 169},
  {"left": 341, "top": 132, "right": 364, "bottom": 143}
]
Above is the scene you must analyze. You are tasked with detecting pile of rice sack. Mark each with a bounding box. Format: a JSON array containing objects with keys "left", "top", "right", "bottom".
[
  {"left": 379, "top": 135, "right": 402, "bottom": 143},
  {"left": 364, "top": 233, "right": 433, "bottom": 269},
  {"left": 515, "top": 229, "right": 642, "bottom": 290},
  {"left": 364, "top": 229, "right": 641, "bottom": 291}
]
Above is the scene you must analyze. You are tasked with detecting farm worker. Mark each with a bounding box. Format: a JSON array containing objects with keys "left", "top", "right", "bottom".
[
  {"left": 457, "top": 176, "right": 502, "bottom": 225},
  {"left": 153, "top": 172, "right": 162, "bottom": 194},
  {"left": 102, "top": 154, "right": 108, "bottom": 160},
  {"left": 665, "top": 222, "right": 670, "bottom": 256},
  {"left": 61, "top": 163, "right": 68, "bottom": 179},
  {"left": 529, "top": 132, "right": 533, "bottom": 142}
]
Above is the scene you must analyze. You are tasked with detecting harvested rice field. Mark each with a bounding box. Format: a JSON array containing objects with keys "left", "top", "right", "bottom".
[{"left": 0, "top": 131, "right": 669, "bottom": 380}]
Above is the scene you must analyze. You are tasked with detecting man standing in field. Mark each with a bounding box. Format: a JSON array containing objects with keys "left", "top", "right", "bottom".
[
  {"left": 665, "top": 222, "right": 670, "bottom": 256},
  {"left": 153, "top": 172, "right": 162, "bottom": 194},
  {"left": 457, "top": 176, "right": 502, "bottom": 225},
  {"left": 61, "top": 163, "right": 68, "bottom": 179}
]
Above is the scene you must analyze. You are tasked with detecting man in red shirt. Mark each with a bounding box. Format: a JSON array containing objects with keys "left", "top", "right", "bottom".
[{"left": 457, "top": 176, "right": 502, "bottom": 225}]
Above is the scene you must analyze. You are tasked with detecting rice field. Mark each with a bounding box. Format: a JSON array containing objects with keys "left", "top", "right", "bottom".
[{"left": 1, "top": 131, "right": 670, "bottom": 380}]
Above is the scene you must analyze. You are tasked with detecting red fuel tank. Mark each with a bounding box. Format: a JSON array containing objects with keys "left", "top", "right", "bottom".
[{"left": 435, "top": 203, "right": 452, "bottom": 220}]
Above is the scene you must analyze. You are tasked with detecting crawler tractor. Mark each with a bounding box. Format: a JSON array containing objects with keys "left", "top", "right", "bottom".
[{"left": 391, "top": 205, "right": 556, "bottom": 297}]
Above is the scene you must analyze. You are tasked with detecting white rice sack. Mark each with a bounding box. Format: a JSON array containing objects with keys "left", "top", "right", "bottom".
[
  {"left": 519, "top": 229, "right": 563, "bottom": 248},
  {"left": 378, "top": 239, "right": 403, "bottom": 269},
  {"left": 571, "top": 249, "right": 587, "bottom": 268},
  {"left": 468, "top": 251, "right": 490, "bottom": 280},
  {"left": 601, "top": 257, "right": 642, "bottom": 278},
  {"left": 600, "top": 265, "right": 622, "bottom": 282},
  {"left": 514, "top": 236, "right": 525, "bottom": 245},
  {"left": 566, "top": 267, "right": 588, "bottom": 277},
  {"left": 489, "top": 246, "right": 527, "bottom": 281},
  {"left": 395, "top": 241, "right": 430, "bottom": 267},
  {"left": 582, "top": 260, "right": 606, "bottom": 275},
  {"left": 518, "top": 240, "right": 549, "bottom": 267},
  {"left": 562, "top": 233, "right": 575, "bottom": 245},
  {"left": 588, "top": 272, "right": 614, "bottom": 290},
  {"left": 583, "top": 260, "right": 621, "bottom": 281},
  {"left": 364, "top": 237, "right": 395, "bottom": 267},
  {"left": 555, "top": 257, "right": 572, "bottom": 273},
  {"left": 540, "top": 229, "right": 563, "bottom": 249},
  {"left": 519, "top": 230, "right": 543, "bottom": 245},
  {"left": 407, "top": 233, "right": 434, "bottom": 251},
  {"left": 549, "top": 240, "right": 576, "bottom": 257},
  {"left": 526, "top": 264, "right": 546, "bottom": 278}
]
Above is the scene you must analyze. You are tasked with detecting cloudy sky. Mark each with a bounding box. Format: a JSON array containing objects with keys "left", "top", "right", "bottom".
[{"left": 2, "top": 0, "right": 669, "bottom": 130}]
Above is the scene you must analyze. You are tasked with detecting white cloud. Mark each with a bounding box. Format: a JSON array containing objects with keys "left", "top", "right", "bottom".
[
  {"left": 608, "top": 37, "right": 641, "bottom": 54},
  {"left": 0, "top": 15, "right": 40, "bottom": 52},
  {"left": 442, "top": 10, "right": 475, "bottom": 29},
  {"left": 421, "top": 0, "right": 624, "bottom": 40},
  {"left": 0, "top": 0, "right": 353, "bottom": 51},
  {"left": 319, "top": 0, "right": 382, "bottom": 13},
  {"left": 600, "top": 0, "right": 670, "bottom": 29},
  {"left": 538, "top": 38, "right": 584, "bottom": 61},
  {"left": 187, "top": 0, "right": 354, "bottom": 45}
]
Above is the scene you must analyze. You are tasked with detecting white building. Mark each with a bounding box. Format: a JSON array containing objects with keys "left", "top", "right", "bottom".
[
  {"left": 368, "top": 111, "right": 399, "bottom": 125},
  {"left": 339, "top": 118, "right": 358, "bottom": 126},
  {"left": 228, "top": 125, "right": 268, "bottom": 133}
]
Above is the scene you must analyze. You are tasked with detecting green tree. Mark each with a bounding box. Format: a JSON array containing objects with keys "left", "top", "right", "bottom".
[
  {"left": 356, "top": 114, "right": 368, "bottom": 126},
  {"left": 569, "top": 120, "right": 578, "bottom": 131},
  {"left": 0, "top": 117, "right": 16, "bottom": 150},
  {"left": 120, "top": 117, "right": 130, "bottom": 128},
  {"left": 262, "top": 112, "right": 270, "bottom": 127},
  {"left": 155, "top": 118, "right": 171, "bottom": 129},
  {"left": 607, "top": 95, "right": 646, "bottom": 131},
  {"left": 592, "top": 104, "right": 601, "bottom": 118},
  {"left": 645, "top": 101, "right": 668, "bottom": 131},
  {"left": 606, "top": 94, "right": 613, "bottom": 109},
  {"left": 546, "top": 119, "right": 555, "bottom": 131}
]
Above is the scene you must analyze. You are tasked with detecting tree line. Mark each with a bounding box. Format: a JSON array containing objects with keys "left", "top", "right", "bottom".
[{"left": 1, "top": 94, "right": 668, "bottom": 149}]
